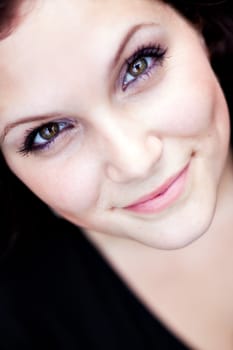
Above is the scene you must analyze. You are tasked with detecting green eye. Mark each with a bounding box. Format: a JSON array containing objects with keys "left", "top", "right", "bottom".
[
  {"left": 122, "top": 45, "right": 167, "bottom": 90},
  {"left": 18, "top": 120, "right": 74, "bottom": 156},
  {"left": 39, "top": 123, "right": 59, "bottom": 140},
  {"left": 128, "top": 57, "right": 148, "bottom": 77}
]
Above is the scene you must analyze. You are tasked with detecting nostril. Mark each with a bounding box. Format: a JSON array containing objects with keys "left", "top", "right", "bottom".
[
  {"left": 105, "top": 164, "right": 122, "bottom": 183},
  {"left": 147, "top": 135, "right": 163, "bottom": 156}
]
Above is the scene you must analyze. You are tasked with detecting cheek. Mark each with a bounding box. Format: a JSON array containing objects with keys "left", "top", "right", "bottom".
[
  {"left": 142, "top": 69, "right": 228, "bottom": 140},
  {"left": 51, "top": 165, "right": 100, "bottom": 214},
  {"left": 7, "top": 155, "right": 102, "bottom": 215}
]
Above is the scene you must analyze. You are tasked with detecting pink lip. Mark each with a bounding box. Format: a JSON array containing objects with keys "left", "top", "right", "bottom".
[{"left": 124, "top": 163, "right": 189, "bottom": 214}]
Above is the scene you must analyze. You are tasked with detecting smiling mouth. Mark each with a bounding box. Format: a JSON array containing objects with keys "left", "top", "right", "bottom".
[{"left": 124, "top": 163, "right": 190, "bottom": 214}]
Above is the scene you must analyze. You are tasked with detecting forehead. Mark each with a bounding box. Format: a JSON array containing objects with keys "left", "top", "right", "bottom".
[
  {"left": 0, "top": 0, "right": 174, "bottom": 115},
  {"left": 0, "top": 0, "right": 170, "bottom": 65},
  {"left": 1, "top": 0, "right": 167, "bottom": 44}
]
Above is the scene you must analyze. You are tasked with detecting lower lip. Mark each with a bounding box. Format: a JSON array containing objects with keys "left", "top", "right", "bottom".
[{"left": 125, "top": 165, "right": 189, "bottom": 214}]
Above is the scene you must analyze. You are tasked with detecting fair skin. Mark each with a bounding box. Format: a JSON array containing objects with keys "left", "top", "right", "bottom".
[{"left": 0, "top": 0, "right": 233, "bottom": 348}]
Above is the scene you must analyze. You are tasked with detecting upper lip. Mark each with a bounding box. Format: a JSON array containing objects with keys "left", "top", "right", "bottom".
[{"left": 124, "top": 163, "right": 189, "bottom": 208}]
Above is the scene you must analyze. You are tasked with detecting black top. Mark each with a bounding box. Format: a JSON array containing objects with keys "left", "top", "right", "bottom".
[{"left": 0, "top": 217, "right": 189, "bottom": 349}]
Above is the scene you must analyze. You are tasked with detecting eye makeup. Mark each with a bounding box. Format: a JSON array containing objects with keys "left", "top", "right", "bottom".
[
  {"left": 16, "top": 32, "right": 168, "bottom": 156},
  {"left": 18, "top": 119, "right": 76, "bottom": 156},
  {"left": 121, "top": 43, "right": 167, "bottom": 91}
]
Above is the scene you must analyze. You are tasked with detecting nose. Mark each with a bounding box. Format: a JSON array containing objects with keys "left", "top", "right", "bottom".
[{"left": 103, "top": 123, "right": 163, "bottom": 183}]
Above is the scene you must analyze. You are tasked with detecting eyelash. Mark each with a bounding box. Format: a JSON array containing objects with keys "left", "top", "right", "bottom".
[
  {"left": 122, "top": 43, "right": 167, "bottom": 90},
  {"left": 18, "top": 120, "right": 75, "bottom": 156},
  {"left": 17, "top": 43, "right": 167, "bottom": 156}
]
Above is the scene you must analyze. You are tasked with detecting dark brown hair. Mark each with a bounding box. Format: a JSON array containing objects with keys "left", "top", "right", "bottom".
[
  {"left": 0, "top": 0, "right": 22, "bottom": 39},
  {"left": 0, "top": 0, "right": 232, "bottom": 255},
  {"left": 166, "top": 0, "right": 233, "bottom": 118}
]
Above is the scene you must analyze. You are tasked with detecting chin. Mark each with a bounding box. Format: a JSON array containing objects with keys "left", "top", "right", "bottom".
[
  {"left": 118, "top": 183, "right": 218, "bottom": 251},
  {"left": 140, "top": 204, "right": 217, "bottom": 251}
]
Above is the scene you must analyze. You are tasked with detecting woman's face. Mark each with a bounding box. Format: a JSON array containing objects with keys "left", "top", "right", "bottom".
[{"left": 0, "top": 0, "right": 230, "bottom": 249}]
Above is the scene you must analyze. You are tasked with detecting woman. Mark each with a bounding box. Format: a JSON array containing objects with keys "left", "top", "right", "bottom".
[{"left": 0, "top": 0, "right": 232, "bottom": 349}]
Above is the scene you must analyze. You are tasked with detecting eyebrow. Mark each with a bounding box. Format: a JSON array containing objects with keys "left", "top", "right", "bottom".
[
  {"left": 110, "top": 22, "right": 154, "bottom": 70},
  {"left": 1, "top": 112, "right": 62, "bottom": 143}
]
